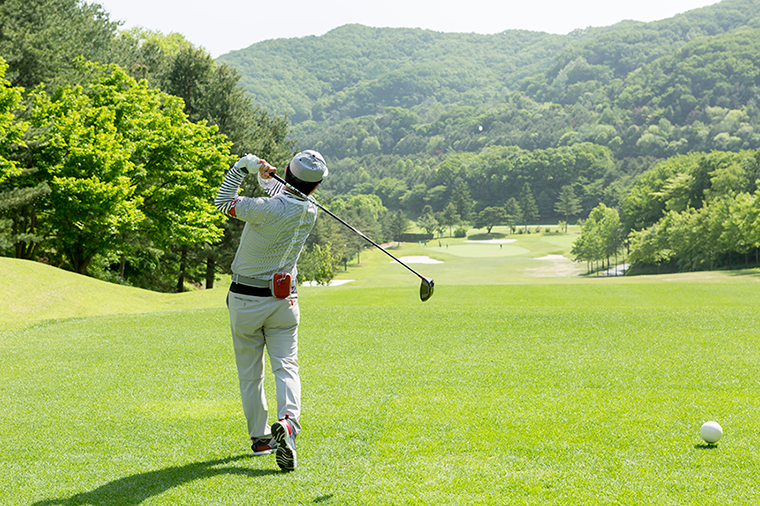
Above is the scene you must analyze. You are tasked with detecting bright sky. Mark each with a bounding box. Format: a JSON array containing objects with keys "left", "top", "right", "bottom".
[{"left": 96, "top": 0, "right": 720, "bottom": 58}]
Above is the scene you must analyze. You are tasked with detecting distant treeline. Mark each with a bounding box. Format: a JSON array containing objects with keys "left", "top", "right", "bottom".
[
  {"left": 220, "top": 0, "right": 760, "bottom": 223},
  {"left": 572, "top": 149, "right": 760, "bottom": 274}
]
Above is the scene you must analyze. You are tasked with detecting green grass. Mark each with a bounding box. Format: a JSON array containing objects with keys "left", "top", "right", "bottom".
[
  {"left": 329, "top": 227, "right": 588, "bottom": 288},
  {"left": 0, "top": 258, "right": 227, "bottom": 327},
  {"left": 2, "top": 235, "right": 760, "bottom": 504}
]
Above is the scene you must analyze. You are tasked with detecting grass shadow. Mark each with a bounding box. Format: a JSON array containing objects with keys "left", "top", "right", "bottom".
[
  {"left": 30, "top": 454, "right": 279, "bottom": 506},
  {"left": 467, "top": 232, "right": 506, "bottom": 240},
  {"left": 694, "top": 443, "right": 720, "bottom": 450},
  {"left": 725, "top": 268, "right": 760, "bottom": 278}
]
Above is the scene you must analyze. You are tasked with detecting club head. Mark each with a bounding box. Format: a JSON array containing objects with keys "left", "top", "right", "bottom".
[{"left": 420, "top": 277, "right": 435, "bottom": 302}]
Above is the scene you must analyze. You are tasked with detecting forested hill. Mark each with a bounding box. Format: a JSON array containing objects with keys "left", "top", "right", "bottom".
[
  {"left": 219, "top": 25, "right": 583, "bottom": 123},
  {"left": 216, "top": 0, "right": 760, "bottom": 225},
  {"left": 218, "top": 0, "right": 758, "bottom": 128}
]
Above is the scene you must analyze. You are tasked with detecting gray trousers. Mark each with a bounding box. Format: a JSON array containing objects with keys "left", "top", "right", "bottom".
[{"left": 227, "top": 291, "right": 302, "bottom": 439}]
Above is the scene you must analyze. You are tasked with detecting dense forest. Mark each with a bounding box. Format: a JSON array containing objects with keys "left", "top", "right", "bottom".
[
  {"left": 2, "top": 0, "right": 760, "bottom": 288},
  {"left": 217, "top": 0, "right": 760, "bottom": 275},
  {"left": 219, "top": 0, "right": 760, "bottom": 222}
]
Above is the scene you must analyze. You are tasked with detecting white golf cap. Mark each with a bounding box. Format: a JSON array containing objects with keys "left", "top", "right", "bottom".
[{"left": 288, "top": 150, "right": 328, "bottom": 182}]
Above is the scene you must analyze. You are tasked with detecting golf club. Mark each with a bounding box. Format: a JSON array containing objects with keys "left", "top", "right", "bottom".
[{"left": 270, "top": 173, "right": 435, "bottom": 302}]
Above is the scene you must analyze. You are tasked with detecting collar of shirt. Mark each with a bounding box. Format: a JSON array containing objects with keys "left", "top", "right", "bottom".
[{"left": 281, "top": 189, "right": 309, "bottom": 202}]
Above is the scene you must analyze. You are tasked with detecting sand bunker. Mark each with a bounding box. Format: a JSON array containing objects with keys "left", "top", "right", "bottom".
[
  {"left": 465, "top": 239, "right": 518, "bottom": 244},
  {"left": 535, "top": 254, "right": 567, "bottom": 260},
  {"left": 391, "top": 256, "right": 444, "bottom": 264},
  {"left": 301, "top": 279, "right": 355, "bottom": 287}
]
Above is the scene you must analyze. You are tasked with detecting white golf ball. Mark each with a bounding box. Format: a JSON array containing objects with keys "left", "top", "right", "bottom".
[{"left": 700, "top": 421, "right": 723, "bottom": 444}]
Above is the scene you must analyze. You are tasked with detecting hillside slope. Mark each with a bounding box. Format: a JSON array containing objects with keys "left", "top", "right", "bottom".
[
  {"left": 0, "top": 258, "right": 226, "bottom": 325},
  {"left": 218, "top": 0, "right": 759, "bottom": 127}
]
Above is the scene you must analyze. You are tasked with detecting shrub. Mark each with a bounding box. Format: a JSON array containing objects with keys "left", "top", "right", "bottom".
[{"left": 399, "top": 232, "right": 434, "bottom": 242}]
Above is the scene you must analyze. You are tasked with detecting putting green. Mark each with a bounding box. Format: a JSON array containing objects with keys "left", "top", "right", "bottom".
[{"left": 435, "top": 243, "right": 530, "bottom": 258}]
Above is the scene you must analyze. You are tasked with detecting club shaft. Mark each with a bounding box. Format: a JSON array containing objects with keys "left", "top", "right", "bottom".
[{"left": 270, "top": 174, "right": 426, "bottom": 280}]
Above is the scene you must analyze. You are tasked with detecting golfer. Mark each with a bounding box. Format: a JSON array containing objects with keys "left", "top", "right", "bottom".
[{"left": 214, "top": 150, "right": 328, "bottom": 472}]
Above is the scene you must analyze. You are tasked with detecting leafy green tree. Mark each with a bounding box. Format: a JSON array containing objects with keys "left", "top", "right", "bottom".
[
  {"left": 328, "top": 197, "right": 383, "bottom": 264},
  {"left": 536, "top": 190, "right": 553, "bottom": 222},
  {"left": 119, "top": 31, "right": 295, "bottom": 288},
  {"left": 162, "top": 46, "right": 214, "bottom": 123},
  {"left": 28, "top": 75, "right": 144, "bottom": 274},
  {"left": 0, "top": 168, "right": 50, "bottom": 259},
  {"left": 519, "top": 182, "right": 539, "bottom": 230},
  {"left": 440, "top": 202, "right": 461, "bottom": 237},
  {"left": 0, "top": 0, "right": 120, "bottom": 89},
  {"left": 28, "top": 62, "right": 230, "bottom": 286},
  {"left": 402, "top": 184, "right": 428, "bottom": 215},
  {"left": 571, "top": 203, "right": 621, "bottom": 273},
  {"left": 303, "top": 204, "right": 346, "bottom": 269},
  {"left": 385, "top": 209, "right": 409, "bottom": 242},
  {"left": 504, "top": 198, "right": 522, "bottom": 233},
  {"left": 297, "top": 243, "right": 340, "bottom": 285},
  {"left": 0, "top": 60, "right": 32, "bottom": 255},
  {"left": 417, "top": 205, "right": 439, "bottom": 236},
  {"left": 597, "top": 204, "right": 622, "bottom": 266},
  {"left": 374, "top": 177, "right": 408, "bottom": 209},
  {"left": 554, "top": 185, "right": 582, "bottom": 232},
  {"left": 627, "top": 223, "right": 672, "bottom": 273},
  {"left": 449, "top": 181, "right": 474, "bottom": 223},
  {"left": 0, "top": 60, "right": 26, "bottom": 184},
  {"left": 474, "top": 206, "right": 507, "bottom": 234}
]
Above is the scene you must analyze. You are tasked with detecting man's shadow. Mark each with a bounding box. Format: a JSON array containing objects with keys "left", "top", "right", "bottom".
[{"left": 31, "top": 454, "right": 279, "bottom": 506}]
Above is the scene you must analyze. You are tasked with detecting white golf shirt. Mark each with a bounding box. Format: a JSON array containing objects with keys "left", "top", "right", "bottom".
[{"left": 215, "top": 168, "right": 318, "bottom": 282}]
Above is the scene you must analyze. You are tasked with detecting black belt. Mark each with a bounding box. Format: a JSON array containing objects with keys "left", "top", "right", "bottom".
[{"left": 229, "top": 282, "right": 297, "bottom": 297}]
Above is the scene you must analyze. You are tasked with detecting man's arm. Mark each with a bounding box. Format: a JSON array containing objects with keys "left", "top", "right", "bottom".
[{"left": 215, "top": 155, "right": 259, "bottom": 217}]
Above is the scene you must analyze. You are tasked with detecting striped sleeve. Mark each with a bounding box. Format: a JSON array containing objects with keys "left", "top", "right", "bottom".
[
  {"left": 215, "top": 166, "right": 247, "bottom": 217},
  {"left": 258, "top": 172, "right": 284, "bottom": 196}
]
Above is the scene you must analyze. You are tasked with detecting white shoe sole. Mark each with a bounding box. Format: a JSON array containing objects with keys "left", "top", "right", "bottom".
[{"left": 272, "top": 421, "right": 296, "bottom": 471}]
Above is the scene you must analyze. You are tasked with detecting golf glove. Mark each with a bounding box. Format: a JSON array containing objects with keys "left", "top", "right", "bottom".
[{"left": 233, "top": 154, "right": 261, "bottom": 174}]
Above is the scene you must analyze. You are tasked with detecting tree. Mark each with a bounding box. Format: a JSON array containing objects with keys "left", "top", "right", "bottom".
[
  {"left": 28, "top": 74, "right": 145, "bottom": 274},
  {"left": 162, "top": 46, "right": 214, "bottom": 123},
  {"left": 417, "top": 205, "right": 439, "bottom": 236},
  {"left": 0, "top": 59, "right": 33, "bottom": 255},
  {"left": 536, "top": 190, "right": 553, "bottom": 222},
  {"left": 554, "top": 185, "right": 582, "bottom": 232},
  {"left": 0, "top": 60, "right": 26, "bottom": 184},
  {"left": 297, "top": 243, "right": 339, "bottom": 285},
  {"left": 519, "top": 182, "right": 539, "bottom": 230},
  {"left": 449, "top": 181, "right": 473, "bottom": 222},
  {"left": 571, "top": 203, "right": 621, "bottom": 274},
  {"left": 0, "top": 0, "right": 120, "bottom": 89},
  {"left": 474, "top": 206, "right": 507, "bottom": 234},
  {"left": 28, "top": 61, "right": 231, "bottom": 286},
  {"left": 504, "top": 198, "right": 522, "bottom": 233},
  {"left": 114, "top": 31, "right": 295, "bottom": 289},
  {"left": 627, "top": 223, "right": 672, "bottom": 273},
  {"left": 331, "top": 197, "right": 383, "bottom": 264},
  {"left": 385, "top": 209, "right": 409, "bottom": 242},
  {"left": 440, "top": 202, "right": 461, "bottom": 237},
  {"left": 0, "top": 168, "right": 50, "bottom": 259}
]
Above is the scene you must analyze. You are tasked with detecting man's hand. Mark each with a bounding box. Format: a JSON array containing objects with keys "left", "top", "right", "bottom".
[
  {"left": 233, "top": 154, "right": 261, "bottom": 174},
  {"left": 258, "top": 160, "right": 276, "bottom": 179}
]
